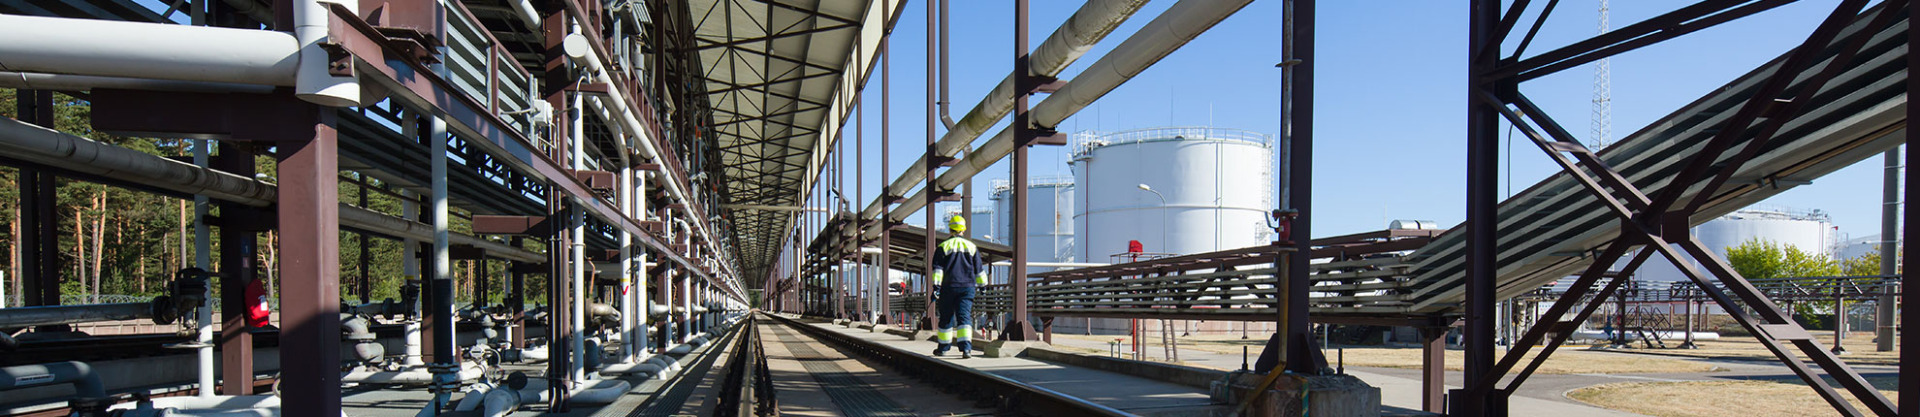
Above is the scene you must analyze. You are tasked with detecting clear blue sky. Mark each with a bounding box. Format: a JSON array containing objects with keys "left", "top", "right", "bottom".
[{"left": 834, "top": 0, "right": 1893, "bottom": 242}]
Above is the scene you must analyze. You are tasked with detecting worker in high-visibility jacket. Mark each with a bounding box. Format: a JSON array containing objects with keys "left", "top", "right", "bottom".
[{"left": 931, "top": 214, "right": 986, "bottom": 358}]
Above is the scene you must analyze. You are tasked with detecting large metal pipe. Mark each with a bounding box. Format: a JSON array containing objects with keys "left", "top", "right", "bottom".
[
  {"left": 0, "top": 362, "right": 105, "bottom": 399},
  {"left": 563, "top": 34, "right": 731, "bottom": 281},
  {"left": 292, "top": 0, "right": 359, "bottom": 106},
  {"left": 859, "top": 0, "right": 1150, "bottom": 221},
  {"left": 0, "top": 15, "right": 298, "bottom": 87},
  {"left": 867, "top": 0, "right": 1256, "bottom": 234},
  {"left": 0, "top": 115, "right": 543, "bottom": 263},
  {"left": 0, "top": 116, "right": 276, "bottom": 206},
  {"left": 0, "top": 71, "right": 276, "bottom": 94},
  {"left": 339, "top": 205, "right": 543, "bottom": 263},
  {"left": 0, "top": 302, "right": 154, "bottom": 328}
]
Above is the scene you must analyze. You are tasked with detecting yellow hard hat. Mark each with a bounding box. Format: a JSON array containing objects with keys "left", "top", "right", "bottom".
[{"left": 947, "top": 215, "right": 967, "bottom": 232}]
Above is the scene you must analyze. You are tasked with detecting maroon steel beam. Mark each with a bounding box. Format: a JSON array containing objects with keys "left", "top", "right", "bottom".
[
  {"left": 1903, "top": 1, "right": 1919, "bottom": 411},
  {"left": 323, "top": 4, "right": 734, "bottom": 298},
  {"left": 1458, "top": 0, "right": 1502, "bottom": 414},
  {"left": 878, "top": 23, "right": 893, "bottom": 325},
  {"left": 922, "top": 0, "right": 943, "bottom": 328},
  {"left": 1420, "top": 324, "right": 1446, "bottom": 414},
  {"left": 1003, "top": 0, "right": 1038, "bottom": 341},
  {"left": 216, "top": 143, "right": 257, "bottom": 396},
  {"left": 1643, "top": 0, "right": 1868, "bottom": 216},
  {"left": 1276, "top": 0, "right": 1317, "bottom": 374},
  {"left": 15, "top": 89, "right": 59, "bottom": 313},
  {"left": 275, "top": 108, "right": 342, "bottom": 417},
  {"left": 1492, "top": 0, "right": 1794, "bottom": 83}
]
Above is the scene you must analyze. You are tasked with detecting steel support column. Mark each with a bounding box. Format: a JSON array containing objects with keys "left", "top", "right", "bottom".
[
  {"left": 1462, "top": 2, "right": 1900, "bottom": 415},
  {"left": 1420, "top": 324, "right": 1447, "bottom": 414},
  {"left": 15, "top": 89, "right": 58, "bottom": 314},
  {"left": 1458, "top": 0, "right": 1503, "bottom": 412},
  {"left": 1002, "top": 0, "right": 1039, "bottom": 341},
  {"left": 1880, "top": 148, "right": 1900, "bottom": 353},
  {"left": 1903, "top": 2, "right": 1919, "bottom": 412},
  {"left": 878, "top": 29, "right": 893, "bottom": 326},
  {"left": 216, "top": 143, "right": 258, "bottom": 396},
  {"left": 276, "top": 108, "right": 341, "bottom": 417},
  {"left": 427, "top": 111, "right": 457, "bottom": 413},
  {"left": 1278, "top": 0, "right": 1317, "bottom": 374}
]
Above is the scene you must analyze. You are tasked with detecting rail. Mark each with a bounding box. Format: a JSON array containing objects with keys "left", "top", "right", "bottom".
[
  {"left": 714, "top": 316, "right": 774, "bottom": 417},
  {"left": 441, "top": 0, "right": 541, "bottom": 152},
  {"left": 762, "top": 313, "right": 1132, "bottom": 417}
]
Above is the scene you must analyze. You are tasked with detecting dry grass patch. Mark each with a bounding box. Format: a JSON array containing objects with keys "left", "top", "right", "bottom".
[
  {"left": 1619, "top": 331, "right": 1899, "bottom": 366},
  {"left": 1328, "top": 347, "right": 1721, "bottom": 374},
  {"left": 1569, "top": 378, "right": 1898, "bottom": 417}
]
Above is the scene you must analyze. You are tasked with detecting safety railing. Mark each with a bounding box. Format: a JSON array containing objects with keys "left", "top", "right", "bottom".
[
  {"left": 441, "top": 0, "right": 543, "bottom": 152},
  {"left": 1070, "top": 126, "right": 1273, "bottom": 157}
]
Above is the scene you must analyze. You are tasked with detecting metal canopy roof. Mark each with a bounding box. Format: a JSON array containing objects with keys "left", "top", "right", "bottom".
[{"left": 689, "top": 0, "right": 901, "bottom": 286}]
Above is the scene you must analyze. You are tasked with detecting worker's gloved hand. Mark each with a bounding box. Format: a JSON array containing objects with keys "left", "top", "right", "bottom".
[{"left": 930, "top": 291, "right": 940, "bottom": 303}]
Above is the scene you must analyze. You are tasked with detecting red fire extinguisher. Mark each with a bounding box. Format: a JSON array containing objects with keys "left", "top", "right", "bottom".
[{"left": 245, "top": 279, "right": 271, "bottom": 328}]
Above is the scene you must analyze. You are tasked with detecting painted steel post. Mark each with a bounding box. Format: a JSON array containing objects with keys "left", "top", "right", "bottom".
[
  {"left": 1421, "top": 324, "right": 1447, "bottom": 414},
  {"left": 15, "top": 90, "right": 58, "bottom": 313},
  {"left": 277, "top": 108, "right": 341, "bottom": 417},
  {"left": 1903, "top": 3, "right": 1919, "bottom": 411},
  {"left": 1879, "top": 149, "right": 1899, "bottom": 352},
  {"left": 878, "top": 27, "right": 893, "bottom": 325},
  {"left": 215, "top": 143, "right": 258, "bottom": 395},
  {"left": 1459, "top": 0, "right": 1504, "bottom": 414},
  {"left": 620, "top": 167, "right": 636, "bottom": 363},
  {"left": 635, "top": 174, "right": 650, "bottom": 356},
  {"left": 1002, "top": 0, "right": 1039, "bottom": 342},
  {"left": 426, "top": 110, "right": 459, "bottom": 414},
  {"left": 1261, "top": 0, "right": 1317, "bottom": 375}
]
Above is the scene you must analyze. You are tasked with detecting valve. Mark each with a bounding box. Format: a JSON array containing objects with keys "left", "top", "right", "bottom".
[{"left": 1270, "top": 209, "right": 1299, "bottom": 245}]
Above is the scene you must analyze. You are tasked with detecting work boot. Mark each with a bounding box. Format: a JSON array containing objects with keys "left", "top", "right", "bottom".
[
  {"left": 932, "top": 347, "right": 946, "bottom": 357},
  {"left": 961, "top": 350, "right": 973, "bottom": 359}
]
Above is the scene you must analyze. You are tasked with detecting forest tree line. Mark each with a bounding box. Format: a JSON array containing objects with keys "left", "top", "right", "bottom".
[{"left": 2, "top": 88, "right": 548, "bottom": 309}]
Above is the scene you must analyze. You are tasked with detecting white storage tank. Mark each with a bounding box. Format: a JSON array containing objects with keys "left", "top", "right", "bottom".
[
  {"left": 1071, "top": 127, "right": 1275, "bottom": 260},
  {"left": 990, "top": 177, "right": 1077, "bottom": 271},
  {"left": 1634, "top": 208, "right": 1838, "bottom": 282}
]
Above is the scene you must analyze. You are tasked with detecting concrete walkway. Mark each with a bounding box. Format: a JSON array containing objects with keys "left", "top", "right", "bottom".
[{"left": 802, "top": 321, "right": 1220, "bottom": 414}]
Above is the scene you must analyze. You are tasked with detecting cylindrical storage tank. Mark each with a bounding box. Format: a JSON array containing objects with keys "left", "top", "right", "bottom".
[
  {"left": 1633, "top": 208, "right": 1837, "bottom": 282},
  {"left": 991, "top": 177, "right": 1077, "bottom": 272},
  {"left": 1072, "top": 127, "right": 1275, "bottom": 261}
]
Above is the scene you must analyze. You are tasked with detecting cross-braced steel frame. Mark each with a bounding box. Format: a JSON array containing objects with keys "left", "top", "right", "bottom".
[{"left": 1459, "top": 1, "right": 1910, "bottom": 415}]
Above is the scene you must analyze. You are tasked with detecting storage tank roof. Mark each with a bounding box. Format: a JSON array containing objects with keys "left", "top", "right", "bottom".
[{"left": 1071, "top": 127, "right": 1273, "bottom": 157}]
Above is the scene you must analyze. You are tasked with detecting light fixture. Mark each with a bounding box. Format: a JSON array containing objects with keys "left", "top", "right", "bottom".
[{"left": 1137, "top": 184, "right": 1152, "bottom": 191}]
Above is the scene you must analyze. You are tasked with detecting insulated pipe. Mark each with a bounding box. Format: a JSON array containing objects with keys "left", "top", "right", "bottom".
[
  {"left": 0, "top": 15, "right": 298, "bottom": 86},
  {"left": 618, "top": 167, "right": 637, "bottom": 363},
  {"left": 858, "top": 0, "right": 1150, "bottom": 221},
  {"left": 340, "top": 363, "right": 484, "bottom": 385},
  {"left": 191, "top": 140, "right": 214, "bottom": 399},
  {"left": 0, "top": 116, "right": 545, "bottom": 262},
  {"left": 868, "top": 0, "right": 1256, "bottom": 233},
  {"left": 569, "top": 86, "right": 589, "bottom": 384},
  {"left": 292, "top": 0, "right": 359, "bottom": 106},
  {"left": 0, "top": 116, "right": 276, "bottom": 206},
  {"left": 561, "top": 33, "right": 733, "bottom": 282},
  {"left": 0, "top": 71, "right": 276, "bottom": 94},
  {"left": 340, "top": 205, "right": 544, "bottom": 263},
  {"left": 0, "top": 362, "right": 104, "bottom": 399},
  {"left": 0, "top": 302, "right": 154, "bottom": 328},
  {"left": 509, "top": 0, "right": 543, "bottom": 31},
  {"left": 400, "top": 188, "right": 425, "bottom": 367}
]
